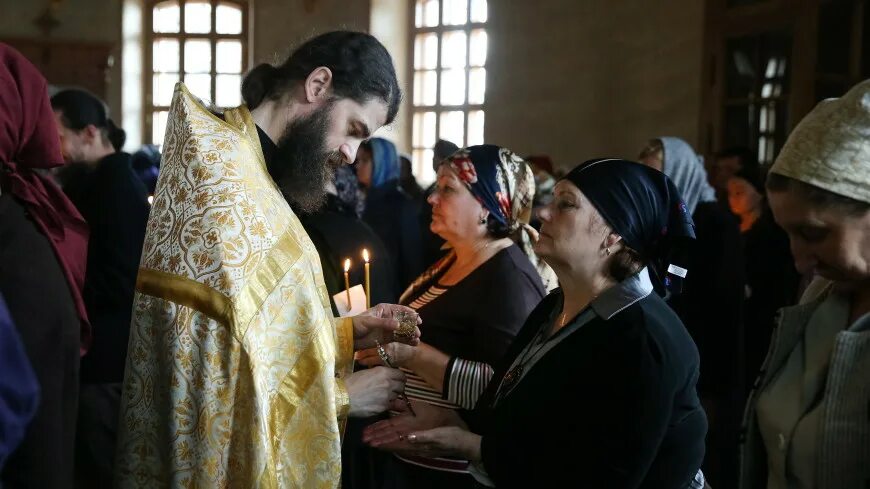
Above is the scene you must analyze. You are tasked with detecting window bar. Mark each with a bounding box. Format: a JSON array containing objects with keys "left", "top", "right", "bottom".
[
  {"left": 464, "top": 0, "right": 472, "bottom": 146},
  {"left": 211, "top": 0, "right": 217, "bottom": 105},
  {"left": 434, "top": 13, "right": 443, "bottom": 153},
  {"left": 179, "top": 0, "right": 186, "bottom": 85}
]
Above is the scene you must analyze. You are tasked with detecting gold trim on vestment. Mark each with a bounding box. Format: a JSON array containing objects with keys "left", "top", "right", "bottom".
[
  {"left": 233, "top": 228, "right": 304, "bottom": 338},
  {"left": 136, "top": 267, "right": 233, "bottom": 324}
]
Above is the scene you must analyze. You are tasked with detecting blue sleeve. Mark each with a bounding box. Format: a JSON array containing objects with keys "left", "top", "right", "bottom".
[{"left": 0, "top": 294, "right": 40, "bottom": 468}]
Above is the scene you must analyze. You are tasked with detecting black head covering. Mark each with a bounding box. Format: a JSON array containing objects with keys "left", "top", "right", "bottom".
[{"left": 562, "top": 158, "right": 696, "bottom": 294}]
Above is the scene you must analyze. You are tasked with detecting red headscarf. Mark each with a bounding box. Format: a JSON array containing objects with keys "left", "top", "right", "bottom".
[{"left": 0, "top": 43, "right": 91, "bottom": 354}]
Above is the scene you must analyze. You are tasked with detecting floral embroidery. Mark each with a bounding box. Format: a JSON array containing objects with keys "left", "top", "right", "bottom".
[
  {"left": 495, "top": 191, "right": 511, "bottom": 221},
  {"left": 450, "top": 156, "right": 478, "bottom": 184}
]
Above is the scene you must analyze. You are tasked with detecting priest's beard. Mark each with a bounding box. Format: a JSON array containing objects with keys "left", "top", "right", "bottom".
[{"left": 273, "top": 100, "right": 343, "bottom": 214}]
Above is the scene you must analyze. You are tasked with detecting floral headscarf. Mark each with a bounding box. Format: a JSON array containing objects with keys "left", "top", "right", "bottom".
[
  {"left": 400, "top": 145, "right": 557, "bottom": 302},
  {"left": 446, "top": 145, "right": 535, "bottom": 233}
]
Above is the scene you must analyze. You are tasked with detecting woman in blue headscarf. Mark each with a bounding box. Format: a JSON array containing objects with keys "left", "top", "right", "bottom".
[{"left": 356, "top": 137, "right": 425, "bottom": 289}]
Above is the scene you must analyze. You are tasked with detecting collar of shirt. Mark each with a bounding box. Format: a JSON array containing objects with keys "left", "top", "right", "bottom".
[
  {"left": 589, "top": 267, "right": 654, "bottom": 320},
  {"left": 255, "top": 124, "right": 282, "bottom": 182}
]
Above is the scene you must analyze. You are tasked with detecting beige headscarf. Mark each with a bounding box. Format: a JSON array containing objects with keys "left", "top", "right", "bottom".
[{"left": 771, "top": 78, "right": 870, "bottom": 203}]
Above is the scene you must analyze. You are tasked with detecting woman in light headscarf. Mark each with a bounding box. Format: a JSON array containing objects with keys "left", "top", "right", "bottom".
[
  {"left": 357, "top": 145, "right": 549, "bottom": 489},
  {"left": 0, "top": 43, "right": 89, "bottom": 488},
  {"left": 740, "top": 79, "right": 870, "bottom": 489},
  {"left": 639, "top": 136, "right": 746, "bottom": 489},
  {"left": 356, "top": 137, "right": 425, "bottom": 289}
]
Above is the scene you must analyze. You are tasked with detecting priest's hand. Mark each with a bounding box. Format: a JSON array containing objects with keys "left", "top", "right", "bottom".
[
  {"left": 352, "top": 304, "right": 421, "bottom": 351},
  {"left": 345, "top": 367, "right": 406, "bottom": 418}
]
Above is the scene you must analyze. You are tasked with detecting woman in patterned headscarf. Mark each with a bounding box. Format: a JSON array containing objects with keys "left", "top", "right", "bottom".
[{"left": 356, "top": 145, "right": 548, "bottom": 489}]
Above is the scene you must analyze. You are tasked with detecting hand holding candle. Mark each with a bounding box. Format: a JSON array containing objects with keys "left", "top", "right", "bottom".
[{"left": 362, "top": 248, "right": 371, "bottom": 309}]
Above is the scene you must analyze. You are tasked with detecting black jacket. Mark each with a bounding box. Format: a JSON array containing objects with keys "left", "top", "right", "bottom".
[
  {"left": 466, "top": 291, "right": 707, "bottom": 489},
  {"left": 62, "top": 152, "right": 150, "bottom": 383}
]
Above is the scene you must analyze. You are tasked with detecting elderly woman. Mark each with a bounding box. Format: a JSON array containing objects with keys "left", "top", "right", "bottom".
[
  {"left": 357, "top": 145, "right": 547, "bottom": 488},
  {"left": 740, "top": 80, "right": 870, "bottom": 489},
  {"left": 365, "top": 158, "right": 708, "bottom": 488},
  {"left": 639, "top": 136, "right": 745, "bottom": 487}
]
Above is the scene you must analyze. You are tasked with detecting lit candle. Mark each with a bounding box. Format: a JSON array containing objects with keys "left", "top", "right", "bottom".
[
  {"left": 362, "top": 249, "right": 371, "bottom": 309},
  {"left": 343, "top": 259, "right": 352, "bottom": 312}
]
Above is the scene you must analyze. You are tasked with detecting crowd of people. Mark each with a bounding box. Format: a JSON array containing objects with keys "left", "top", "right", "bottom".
[{"left": 0, "top": 28, "right": 868, "bottom": 489}]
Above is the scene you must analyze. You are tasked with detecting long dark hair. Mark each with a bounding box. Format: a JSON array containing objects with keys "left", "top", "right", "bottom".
[
  {"left": 51, "top": 89, "right": 126, "bottom": 151},
  {"left": 242, "top": 31, "right": 401, "bottom": 124}
]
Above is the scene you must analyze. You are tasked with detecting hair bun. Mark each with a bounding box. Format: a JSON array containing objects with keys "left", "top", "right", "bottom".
[
  {"left": 241, "top": 63, "right": 278, "bottom": 109},
  {"left": 106, "top": 118, "right": 127, "bottom": 151}
]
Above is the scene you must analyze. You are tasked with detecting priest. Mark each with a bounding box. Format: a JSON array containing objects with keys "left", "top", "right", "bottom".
[{"left": 116, "top": 31, "right": 417, "bottom": 488}]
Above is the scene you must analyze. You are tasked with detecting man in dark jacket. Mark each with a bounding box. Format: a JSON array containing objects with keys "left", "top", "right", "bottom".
[{"left": 51, "top": 89, "right": 150, "bottom": 487}]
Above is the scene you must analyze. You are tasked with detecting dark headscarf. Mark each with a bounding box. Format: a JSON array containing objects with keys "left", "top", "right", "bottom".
[
  {"left": 0, "top": 43, "right": 90, "bottom": 352},
  {"left": 563, "top": 158, "right": 696, "bottom": 294}
]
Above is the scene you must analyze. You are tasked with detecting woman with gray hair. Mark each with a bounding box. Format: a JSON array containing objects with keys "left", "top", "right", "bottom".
[{"left": 740, "top": 79, "right": 870, "bottom": 489}]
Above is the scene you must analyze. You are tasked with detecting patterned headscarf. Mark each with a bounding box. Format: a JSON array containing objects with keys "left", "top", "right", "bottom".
[
  {"left": 446, "top": 145, "right": 534, "bottom": 232},
  {"left": 446, "top": 145, "right": 557, "bottom": 291},
  {"left": 770, "top": 78, "right": 870, "bottom": 204}
]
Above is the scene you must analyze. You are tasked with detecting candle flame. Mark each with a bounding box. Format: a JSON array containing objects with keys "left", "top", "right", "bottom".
[
  {"left": 362, "top": 249, "right": 369, "bottom": 263},
  {"left": 344, "top": 259, "right": 350, "bottom": 272}
]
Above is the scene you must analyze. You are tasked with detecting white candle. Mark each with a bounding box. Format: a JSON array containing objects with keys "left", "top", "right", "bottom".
[
  {"left": 362, "top": 249, "right": 371, "bottom": 309},
  {"left": 343, "top": 259, "right": 351, "bottom": 312}
]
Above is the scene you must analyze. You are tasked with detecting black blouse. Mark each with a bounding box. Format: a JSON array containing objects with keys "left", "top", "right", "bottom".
[
  {"left": 467, "top": 287, "right": 707, "bottom": 489},
  {"left": 404, "top": 245, "right": 545, "bottom": 370}
]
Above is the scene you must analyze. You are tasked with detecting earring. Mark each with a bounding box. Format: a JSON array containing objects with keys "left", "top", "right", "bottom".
[
  {"left": 479, "top": 216, "right": 487, "bottom": 225},
  {"left": 605, "top": 248, "right": 612, "bottom": 256}
]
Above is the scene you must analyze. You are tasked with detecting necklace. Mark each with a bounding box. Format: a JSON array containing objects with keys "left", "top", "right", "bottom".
[
  {"left": 500, "top": 327, "right": 549, "bottom": 394},
  {"left": 499, "top": 304, "right": 591, "bottom": 396},
  {"left": 442, "top": 240, "right": 494, "bottom": 284},
  {"left": 499, "top": 308, "right": 565, "bottom": 395}
]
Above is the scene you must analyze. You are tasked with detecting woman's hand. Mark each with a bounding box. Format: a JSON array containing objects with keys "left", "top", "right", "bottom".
[
  {"left": 362, "top": 399, "right": 465, "bottom": 450},
  {"left": 357, "top": 342, "right": 418, "bottom": 368},
  {"left": 405, "top": 426, "right": 483, "bottom": 461},
  {"left": 352, "top": 303, "right": 421, "bottom": 351}
]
